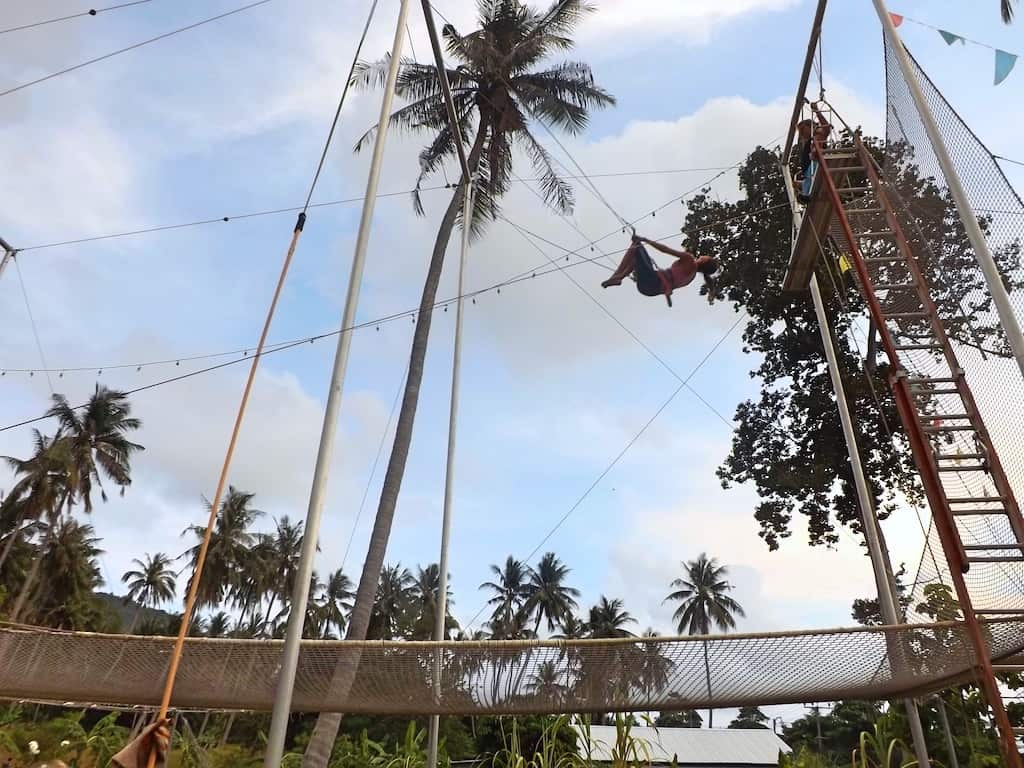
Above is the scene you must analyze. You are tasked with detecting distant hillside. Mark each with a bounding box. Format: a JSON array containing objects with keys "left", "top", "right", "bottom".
[{"left": 95, "top": 592, "right": 177, "bottom": 631}]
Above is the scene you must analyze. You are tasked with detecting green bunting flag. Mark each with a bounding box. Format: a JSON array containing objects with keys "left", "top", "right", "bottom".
[
  {"left": 891, "top": 10, "right": 1020, "bottom": 86},
  {"left": 995, "top": 49, "right": 1018, "bottom": 85}
]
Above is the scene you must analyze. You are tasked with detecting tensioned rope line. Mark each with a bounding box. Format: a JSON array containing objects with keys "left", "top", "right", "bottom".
[
  {"left": 15, "top": 168, "right": 736, "bottom": 253},
  {"left": 143, "top": 0, "right": 381, "bottom": 755},
  {"left": 12, "top": 256, "right": 55, "bottom": 394},
  {"left": 462, "top": 309, "right": 749, "bottom": 633},
  {"left": 0, "top": 0, "right": 154, "bottom": 35},
  {"left": 0, "top": 0, "right": 272, "bottom": 98},
  {"left": 0, "top": 203, "right": 785, "bottom": 383}
]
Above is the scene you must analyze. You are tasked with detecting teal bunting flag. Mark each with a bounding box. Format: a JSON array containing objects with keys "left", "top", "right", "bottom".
[
  {"left": 938, "top": 29, "right": 964, "bottom": 45},
  {"left": 995, "top": 49, "right": 1018, "bottom": 85}
]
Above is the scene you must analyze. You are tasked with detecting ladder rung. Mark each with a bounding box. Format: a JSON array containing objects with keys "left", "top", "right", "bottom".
[
  {"left": 908, "top": 376, "right": 957, "bottom": 384},
  {"left": 964, "top": 544, "right": 1024, "bottom": 551},
  {"left": 838, "top": 186, "right": 872, "bottom": 194},
  {"left": 854, "top": 230, "right": 894, "bottom": 237},
  {"left": 864, "top": 256, "right": 905, "bottom": 263},
  {"left": 831, "top": 165, "right": 866, "bottom": 173},
  {"left": 876, "top": 285, "right": 918, "bottom": 292},
  {"left": 920, "top": 413, "right": 970, "bottom": 421},
  {"left": 952, "top": 508, "right": 1009, "bottom": 516},
  {"left": 993, "top": 664, "right": 1024, "bottom": 670},
  {"left": 924, "top": 425, "right": 975, "bottom": 432},
  {"left": 948, "top": 496, "right": 1006, "bottom": 504},
  {"left": 913, "top": 388, "right": 959, "bottom": 395},
  {"left": 967, "top": 556, "right": 1024, "bottom": 563},
  {"left": 846, "top": 207, "right": 885, "bottom": 214},
  {"left": 895, "top": 344, "right": 943, "bottom": 351},
  {"left": 936, "top": 453, "right": 984, "bottom": 460},
  {"left": 938, "top": 464, "right": 988, "bottom": 472}
]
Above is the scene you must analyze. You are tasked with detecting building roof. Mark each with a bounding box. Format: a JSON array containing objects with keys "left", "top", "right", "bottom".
[{"left": 576, "top": 725, "right": 791, "bottom": 766}]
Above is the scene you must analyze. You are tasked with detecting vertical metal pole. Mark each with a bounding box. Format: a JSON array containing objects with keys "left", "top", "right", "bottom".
[
  {"left": 782, "top": 162, "right": 932, "bottom": 768},
  {"left": 872, "top": 0, "right": 1024, "bottom": 380},
  {"left": 425, "top": 179, "right": 471, "bottom": 768},
  {"left": 262, "top": 1, "right": 413, "bottom": 764},
  {"left": 934, "top": 696, "right": 960, "bottom": 768}
]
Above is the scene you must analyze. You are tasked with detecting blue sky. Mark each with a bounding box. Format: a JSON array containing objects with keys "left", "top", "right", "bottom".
[{"left": 2, "top": 0, "right": 1023, "bottom": 725}]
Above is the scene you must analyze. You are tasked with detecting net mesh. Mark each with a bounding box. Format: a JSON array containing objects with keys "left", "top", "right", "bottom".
[
  {"left": 0, "top": 622, "right": 1022, "bottom": 714},
  {"left": 877, "top": 37, "right": 1024, "bottom": 624}
]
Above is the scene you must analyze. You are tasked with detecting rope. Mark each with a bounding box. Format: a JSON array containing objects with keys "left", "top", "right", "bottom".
[
  {"left": 0, "top": 0, "right": 273, "bottom": 98},
  {"left": 0, "top": 0, "right": 154, "bottom": 35},
  {"left": 12, "top": 255, "right": 54, "bottom": 393},
  {"left": 146, "top": 1, "right": 380, "bottom": 758}
]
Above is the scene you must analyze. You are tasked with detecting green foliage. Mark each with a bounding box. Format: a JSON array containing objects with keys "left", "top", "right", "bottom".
[
  {"left": 729, "top": 706, "right": 770, "bottom": 729},
  {"left": 851, "top": 720, "right": 916, "bottom": 768},
  {"left": 778, "top": 746, "right": 837, "bottom": 768}
]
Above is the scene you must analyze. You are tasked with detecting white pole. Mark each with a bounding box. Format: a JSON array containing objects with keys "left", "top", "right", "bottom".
[
  {"left": 419, "top": 3, "right": 474, "bottom": 767},
  {"left": 781, "top": 163, "right": 932, "bottom": 768},
  {"left": 262, "top": 1, "right": 413, "bottom": 764},
  {"left": 872, "top": 0, "right": 1024, "bottom": 380},
  {"left": 426, "top": 180, "right": 471, "bottom": 768}
]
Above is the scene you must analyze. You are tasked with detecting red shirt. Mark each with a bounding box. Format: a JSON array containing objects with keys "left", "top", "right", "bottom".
[{"left": 660, "top": 254, "right": 698, "bottom": 291}]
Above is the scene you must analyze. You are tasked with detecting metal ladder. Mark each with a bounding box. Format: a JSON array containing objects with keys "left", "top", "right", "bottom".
[{"left": 814, "top": 134, "right": 1024, "bottom": 765}]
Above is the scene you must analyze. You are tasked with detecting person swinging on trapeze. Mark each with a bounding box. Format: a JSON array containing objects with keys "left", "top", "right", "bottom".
[{"left": 601, "top": 234, "right": 719, "bottom": 306}]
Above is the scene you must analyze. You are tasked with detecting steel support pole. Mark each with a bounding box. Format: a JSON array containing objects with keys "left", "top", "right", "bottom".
[
  {"left": 934, "top": 696, "right": 960, "bottom": 768},
  {"left": 262, "top": 1, "right": 413, "bottom": 764},
  {"left": 872, "top": 0, "right": 1024, "bottom": 381},
  {"left": 425, "top": 178, "right": 471, "bottom": 768},
  {"left": 419, "top": 3, "right": 475, "bottom": 766},
  {"left": 781, "top": 162, "right": 932, "bottom": 768}
]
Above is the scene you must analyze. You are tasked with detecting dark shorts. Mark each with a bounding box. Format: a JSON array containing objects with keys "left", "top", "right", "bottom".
[{"left": 634, "top": 245, "right": 664, "bottom": 297}]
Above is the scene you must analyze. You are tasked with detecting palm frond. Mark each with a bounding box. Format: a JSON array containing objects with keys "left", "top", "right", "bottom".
[{"left": 515, "top": 129, "right": 574, "bottom": 214}]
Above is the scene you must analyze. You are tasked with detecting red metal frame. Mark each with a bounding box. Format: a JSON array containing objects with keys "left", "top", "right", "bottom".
[{"left": 811, "top": 133, "right": 1024, "bottom": 767}]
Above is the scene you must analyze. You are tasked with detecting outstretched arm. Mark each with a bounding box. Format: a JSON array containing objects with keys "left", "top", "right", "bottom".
[{"left": 639, "top": 237, "right": 694, "bottom": 262}]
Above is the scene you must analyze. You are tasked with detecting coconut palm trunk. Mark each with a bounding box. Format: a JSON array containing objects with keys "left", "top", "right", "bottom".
[
  {"left": 302, "top": 138, "right": 485, "bottom": 767},
  {"left": 10, "top": 527, "right": 49, "bottom": 622},
  {"left": 0, "top": 506, "right": 29, "bottom": 574}
]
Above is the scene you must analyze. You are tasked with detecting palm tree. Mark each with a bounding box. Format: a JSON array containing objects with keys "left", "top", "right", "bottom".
[
  {"left": 664, "top": 553, "right": 745, "bottom": 727},
  {"left": 586, "top": 596, "right": 635, "bottom": 638},
  {"left": 121, "top": 552, "right": 176, "bottom": 632},
  {"left": 1003, "top": 0, "right": 1017, "bottom": 22},
  {"left": 33, "top": 517, "right": 104, "bottom": 629},
  {"left": 320, "top": 568, "right": 355, "bottom": 639},
  {"left": 303, "top": 4, "right": 613, "bottom": 759},
  {"left": 44, "top": 385, "right": 144, "bottom": 512},
  {"left": 181, "top": 486, "right": 262, "bottom": 610},
  {"left": 480, "top": 556, "right": 531, "bottom": 637},
  {"left": 524, "top": 552, "right": 580, "bottom": 634},
  {"left": 367, "top": 564, "right": 414, "bottom": 640},
  {"left": 526, "top": 659, "right": 567, "bottom": 702},
  {"left": 206, "top": 611, "right": 232, "bottom": 638},
  {"left": 258, "top": 515, "right": 305, "bottom": 628},
  {"left": 409, "top": 563, "right": 457, "bottom": 640}
]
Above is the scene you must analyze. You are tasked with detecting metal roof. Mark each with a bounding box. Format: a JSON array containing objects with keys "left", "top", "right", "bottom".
[{"left": 576, "top": 725, "right": 791, "bottom": 766}]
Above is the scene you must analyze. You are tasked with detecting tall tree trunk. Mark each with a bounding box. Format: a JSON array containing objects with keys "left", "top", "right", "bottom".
[
  {"left": 0, "top": 506, "right": 29, "bottom": 575},
  {"left": 10, "top": 536, "right": 45, "bottom": 622},
  {"left": 128, "top": 604, "right": 142, "bottom": 633},
  {"left": 302, "top": 134, "right": 486, "bottom": 768}
]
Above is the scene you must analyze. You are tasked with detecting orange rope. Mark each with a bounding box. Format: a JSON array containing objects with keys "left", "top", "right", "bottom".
[{"left": 146, "top": 213, "right": 306, "bottom": 767}]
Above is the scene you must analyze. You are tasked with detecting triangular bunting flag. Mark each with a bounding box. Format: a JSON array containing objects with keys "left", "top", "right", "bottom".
[
  {"left": 939, "top": 29, "right": 964, "bottom": 45},
  {"left": 995, "top": 49, "right": 1018, "bottom": 85},
  {"left": 889, "top": 13, "right": 904, "bottom": 27}
]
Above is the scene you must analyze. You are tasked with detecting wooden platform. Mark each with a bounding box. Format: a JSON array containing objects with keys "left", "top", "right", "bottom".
[{"left": 782, "top": 151, "right": 862, "bottom": 292}]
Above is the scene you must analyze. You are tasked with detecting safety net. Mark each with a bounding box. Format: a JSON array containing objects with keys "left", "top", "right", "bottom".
[
  {"left": 876, "top": 36, "right": 1024, "bottom": 624},
  {"left": 1, "top": 621, "right": 1023, "bottom": 714}
]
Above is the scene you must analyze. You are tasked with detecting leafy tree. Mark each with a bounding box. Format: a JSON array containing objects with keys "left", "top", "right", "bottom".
[
  {"left": 408, "top": 563, "right": 457, "bottom": 640},
  {"left": 688, "top": 141, "right": 1021, "bottom": 550},
  {"left": 304, "top": 1, "right": 614, "bottom": 762},
  {"left": 524, "top": 552, "right": 580, "bottom": 635},
  {"left": 728, "top": 706, "right": 769, "bottom": 729},
  {"left": 33, "top": 517, "right": 105, "bottom": 629},
  {"left": 655, "top": 710, "right": 703, "bottom": 729},
  {"left": 207, "top": 610, "right": 232, "bottom": 638},
  {"left": 850, "top": 564, "right": 911, "bottom": 627},
  {"left": 121, "top": 552, "right": 176, "bottom": 631},
  {"left": 320, "top": 568, "right": 355, "bottom": 639}
]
